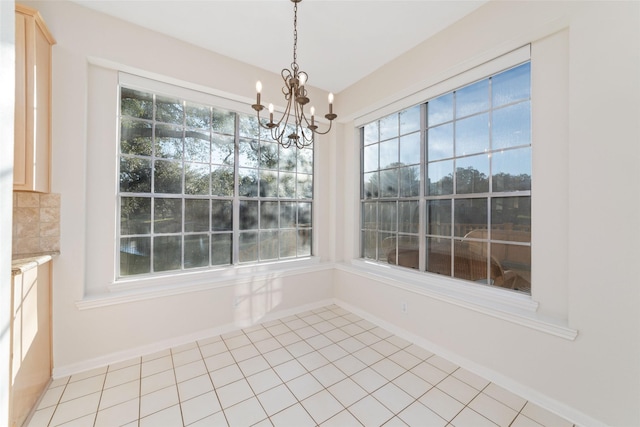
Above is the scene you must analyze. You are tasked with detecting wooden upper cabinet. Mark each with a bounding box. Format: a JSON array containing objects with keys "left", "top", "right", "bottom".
[{"left": 14, "top": 4, "right": 55, "bottom": 193}]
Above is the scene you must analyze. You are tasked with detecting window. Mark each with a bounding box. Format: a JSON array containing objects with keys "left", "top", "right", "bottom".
[
  {"left": 361, "top": 62, "right": 531, "bottom": 294},
  {"left": 118, "top": 86, "right": 313, "bottom": 278}
]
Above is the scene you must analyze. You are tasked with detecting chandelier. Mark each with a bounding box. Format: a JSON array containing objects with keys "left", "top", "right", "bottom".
[{"left": 252, "top": 0, "right": 337, "bottom": 149}]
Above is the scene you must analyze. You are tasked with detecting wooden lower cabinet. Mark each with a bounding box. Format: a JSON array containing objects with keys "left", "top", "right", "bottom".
[{"left": 10, "top": 261, "right": 52, "bottom": 427}]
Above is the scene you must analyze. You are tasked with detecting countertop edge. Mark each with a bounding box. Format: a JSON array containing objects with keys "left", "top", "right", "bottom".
[{"left": 12, "top": 251, "right": 59, "bottom": 275}]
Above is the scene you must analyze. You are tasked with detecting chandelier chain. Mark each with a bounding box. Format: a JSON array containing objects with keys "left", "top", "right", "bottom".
[{"left": 293, "top": 1, "right": 298, "bottom": 67}]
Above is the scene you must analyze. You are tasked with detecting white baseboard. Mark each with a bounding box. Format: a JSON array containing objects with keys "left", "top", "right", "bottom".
[
  {"left": 53, "top": 298, "right": 334, "bottom": 379},
  {"left": 333, "top": 298, "right": 605, "bottom": 427}
]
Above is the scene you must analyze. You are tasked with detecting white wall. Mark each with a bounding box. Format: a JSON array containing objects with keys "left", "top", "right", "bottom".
[
  {"left": 20, "top": 0, "right": 640, "bottom": 425},
  {"left": 0, "top": 1, "right": 16, "bottom": 424},
  {"left": 23, "top": 0, "right": 336, "bottom": 376},
  {"left": 335, "top": 1, "right": 639, "bottom": 426}
]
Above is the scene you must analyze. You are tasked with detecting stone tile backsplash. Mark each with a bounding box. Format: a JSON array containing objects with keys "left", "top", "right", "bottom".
[{"left": 12, "top": 191, "right": 60, "bottom": 256}]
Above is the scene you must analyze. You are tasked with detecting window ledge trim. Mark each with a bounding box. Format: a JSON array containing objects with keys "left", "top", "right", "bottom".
[
  {"left": 340, "top": 260, "right": 578, "bottom": 341},
  {"left": 77, "top": 257, "right": 325, "bottom": 310}
]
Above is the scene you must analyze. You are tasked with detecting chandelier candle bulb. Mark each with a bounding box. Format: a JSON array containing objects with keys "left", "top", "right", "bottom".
[
  {"left": 310, "top": 106, "right": 315, "bottom": 125},
  {"left": 256, "top": 81, "right": 262, "bottom": 105},
  {"left": 268, "top": 103, "right": 274, "bottom": 123},
  {"left": 328, "top": 93, "right": 334, "bottom": 114}
]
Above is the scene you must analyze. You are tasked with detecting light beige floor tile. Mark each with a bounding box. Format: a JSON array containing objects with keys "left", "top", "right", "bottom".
[
  {"left": 285, "top": 340, "right": 314, "bottom": 358},
  {"left": 139, "top": 384, "right": 179, "bottom": 418},
  {"left": 469, "top": 392, "right": 519, "bottom": 426},
  {"left": 198, "top": 340, "right": 227, "bottom": 358},
  {"left": 141, "top": 355, "right": 173, "bottom": 377},
  {"left": 246, "top": 328, "right": 272, "bottom": 343},
  {"left": 68, "top": 366, "right": 107, "bottom": 383},
  {"left": 196, "top": 334, "right": 222, "bottom": 347},
  {"left": 341, "top": 323, "right": 366, "bottom": 337},
  {"left": 103, "top": 364, "right": 139, "bottom": 389},
  {"left": 306, "top": 333, "right": 333, "bottom": 349},
  {"left": 223, "top": 396, "right": 268, "bottom": 426},
  {"left": 411, "top": 361, "right": 448, "bottom": 385},
  {"left": 266, "top": 323, "right": 290, "bottom": 337},
  {"left": 295, "top": 325, "right": 321, "bottom": 340},
  {"left": 108, "top": 357, "right": 140, "bottom": 372},
  {"left": 174, "top": 359, "right": 208, "bottom": 383},
  {"left": 257, "top": 384, "right": 297, "bottom": 416},
  {"left": 392, "top": 371, "right": 433, "bottom": 399},
  {"left": 237, "top": 354, "right": 270, "bottom": 376},
  {"left": 372, "top": 382, "right": 415, "bottom": 414},
  {"left": 254, "top": 337, "right": 283, "bottom": 353},
  {"left": 187, "top": 410, "right": 227, "bottom": 427},
  {"left": 246, "top": 368, "right": 283, "bottom": 394},
  {"left": 521, "top": 402, "right": 574, "bottom": 427},
  {"left": 301, "top": 389, "right": 344, "bottom": 424},
  {"left": 427, "top": 355, "right": 459, "bottom": 374},
  {"left": 398, "top": 401, "right": 448, "bottom": 427},
  {"left": 270, "top": 403, "right": 316, "bottom": 427},
  {"left": 60, "top": 375, "right": 106, "bottom": 403},
  {"left": 327, "top": 378, "right": 367, "bottom": 407},
  {"left": 204, "top": 351, "right": 235, "bottom": 372},
  {"left": 349, "top": 395, "right": 394, "bottom": 426},
  {"left": 56, "top": 413, "right": 95, "bottom": 426},
  {"left": 311, "top": 362, "right": 347, "bottom": 387},
  {"left": 231, "top": 343, "right": 261, "bottom": 362},
  {"left": 172, "top": 347, "right": 202, "bottom": 367},
  {"left": 99, "top": 379, "right": 139, "bottom": 410},
  {"left": 171, "top": 341, "right": 198, "bottom": 354},
  {"left": 437, "top": 376, "right": 481, "bottom": 405},
  {"left": 26, "top": 406, "right": 56, "bottom": 427},
  {"left": 139, "top": 404, "right": 182, "bottom": 427},
  {"left": 94, "top": 397, "right": 139, "bottom": 427},
  {"left": 371, "top": 339, "right": 401, "bottom": 357},
  {"left": 180, "top": 391, "right": 222, "bottom": 425},
  {"left": 351, "top": 367, "right": 388, "bottom": 393},
  {"left": 453, "top": 367, "right": 491, "bottom": 390},
  {"left": 419, "top": 386, "right": 465, "bottom": 421},
  {"left": 297, "top": 351, "right": 330, "bottom": 371},
  {"left": 217, "top": 378, "right": 255, "bottom": 409},
  {"left": 264, "top": 347, "right": 294, "bottom": 367},
  {"left": 49, "top": 392, "right": 101, "bottom": 426},
  {"left": 388, "top": 349, "right": 422, "bottom": 370},
  {"left": 318, "top": 343, "right": 349, "bottom": 362},
  {"left": 141, "top": 349, "right": 171, "bottom": 363},
  {"left": 404, "top": 344, "right": 434, "bottom": 360},
  {"left": 371, "top": 358, "right": 406, "bottom": 381},
  {"left": 333, "top": 354, "right": 367, "bottom": 376},
  {"left": 510, "top": 413, "right": 545, "bottom": 427},
  {"left": 451, "top": 407, "right": 499, "bottom": 427},
  {"left": 337, "top": 336, "right": 367, "bottom": 353},
  {"left": 285, "top": 373, "right": 324, "bottom": 401},
  {"left": 36, "top": 384, "right": 65, "bottom": 409},
  {"left": 273, "top": 359, "right": 307, "bottom": 382},
  {"left": 324, "top": 327, "right": 350, "bottom": 342},
  {"left": 50, "top": 376, "right": 71, "bottom": 388},
  {"left": 320, "top": 409, "right": 363, "bottom": 427},
  {"left": 383, "top": 416, "right": 410, "bottom": 426},
  {"left": 353, "top": 346, "right": 385, "bottom": 366},
  {"left": 483, "top": 383, "right": 527, "bottom": 412},
  {"left": 140, "top": 368, "right": 176, "bottom": 396},
  {"left": 209, "top": 363, "right": 244, "bottom": 388},
  {"left": 177, "top": 374, "right": 214, "bottom": 402},
  {"left": 276, "top": 331, "right": 303, "bottom": 346},
  {"left": 283, "top": 317, "right": 308, "bottom": 331},
  {"left": 354, "top": 330, "right": 382, "bottom": 346}
]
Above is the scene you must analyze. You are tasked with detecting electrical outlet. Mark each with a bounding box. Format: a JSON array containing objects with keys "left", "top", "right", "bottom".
[{"left": 401, "top": 302, "right": 408, "bottom": 314}]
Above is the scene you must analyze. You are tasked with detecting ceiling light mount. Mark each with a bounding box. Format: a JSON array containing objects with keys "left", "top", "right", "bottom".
[{"left": 252, "top": 0, "right": 337, "bottom": 149}]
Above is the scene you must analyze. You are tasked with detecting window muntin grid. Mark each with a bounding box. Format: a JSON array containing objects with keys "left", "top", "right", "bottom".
[
  {"left": 118, "top": 87, "right": 313, "bottom": 278},
  {"left": 360, "top": 62, "right": 531, "bottom": 294}
]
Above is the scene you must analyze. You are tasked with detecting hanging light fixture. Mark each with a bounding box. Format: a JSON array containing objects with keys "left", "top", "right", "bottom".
[{"left": 252, "top": 0, "right": 337, "bottom": 149}]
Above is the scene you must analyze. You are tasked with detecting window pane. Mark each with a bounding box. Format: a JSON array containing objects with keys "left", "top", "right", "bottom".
[
  {"left": 239, "top": 168, "right": 258, "bottom": 197},
  {"left": 211, "top": 165, "right": 234, "bottom": 197},
  {"left": 363, "top": 172, "right": 379, "bottom": 199},
  {"left": 363, "top": 122, "right": 378, "bottom": 145},
  {"left": 211, "top": 200, "right": 232, "bottom": 231},
  {"left": 379, "top": 201, "right": 396, "bottom": 232},
  {"left": 121, "top": 119, "right": 152, "bottom": 156},
  {"left": 261, "top": 201, "right": 278, "bottom": 229},
  {"left": 121, "top": 88, "right": 153, "bottom": 120},
  {"left": 184, "top": 163, "right": 210, "bottom": 195},
  {"left": 211, "top": 233, "right": 232, "bottom": 265},
  {"left": 260, "top": 142, "right": 279, "bottom": 169},
  {"left": 185, "top": 103, "right": 211, "bottom": 130},
  {"left": 212, "top": 108, "right": 235, "bottom": 134},
  {"left": 239, "top": 232, "right": 258, "bottom": 262},
  {"left": 239, "top": 139, "right": 259, "bottom": 168},
  {"left": 379, "top": 232, "right": 394, "bottom": 263},
  {"left": 297, "top": 148, "right": 313, "bottom": 174},
  {"left": 427, "top": 199, "right": 451, "bottom": 236},
  {"left": 380, "top": 169, "right": 398, "bottom": 198},
  {"left": 120, "top": 237, "right": 150, "bottom": 276},
  {"left": 362, "top": 230, "right": 377, "bottom": 259},
  {"left": 400, "top": 133, "right": 420, "bottom": 165},
  {"left": 455, "top": 113, "right": 489, "bottom": 156},
  {"left": 400, "top": 105, "right": 421, "bottom": 135},
  {"left": 492, "top": 242, "right": 531, "bottom": 292},
  {"left": 453, "top": 240, "right": 488, "bottom": 283},
  {"left": 426, "top": 237, "right": 451, "bottom": 276},
  {"left": 492, "top": 147, "right": 531, "bottom": 192},
  {"left": 184, "top": 234, "right": 209, "bottom": 269},
  {"left": 153, "top": 236, "right": 182, "bottom": 272},
  {"left": 155, "top": 124, "right": 184, "bottom": 159},
  {"left": 456, "top": 155, "right": 489, "bottom": 194},
  {"left": 184, "top": 198, "right": 209, "bottom": 232},
  {"left": 154, "top": 160, "right": 183, "bottom": 194},
  {"left": 239, "top": 200, "right": 258, "bottom": 230},
  {"left": 120, "top": 157, "right": 151, "bottom": 193},
  {"left": 156, "top": 95, "right": 183, "bottom": 125},
  {"left": 297, "top": 174, "right": 313, "bottom": 199},
  {"left": 491, "top": 197, "right": 531, "bottom": 239},
  {"left": 394, "top": 235, "right": 419, "bottom": 269},
  {"left": 279, "top": 148, "right": 296, "bottom": 172},
  {"left": 154, "top": 198, "right": 182, "bottom": 233},
  {"left": 211, "top": 134, "right": 235, "bottom": 165},
  {"left": 428, "top": 93, "right": 453, "bottom": 126},
  {"left": 280, "top": 230, "right": 297, "bottom": 258},
  {"left": 456, "top": 79, "right": 489, "bottom": 117},
  {"left": 454, "top": 198, "right": 487, "bottom": 237},
  {"left": 260, "top": 170, "right": 277, "bottom": 197},
  {"left": 492, "top": 62, "right": 531, "bottom": 108},
  {"left": 298, "top": 202, "right": 312, "bottom": 228},
  {"left": 379, "top": 138, "right": 399, "bottom": 169},
  {"left": 427, "top": 123, "right": 453, "bottom": 162},
  {"left": 379, "top": 114, "right": 398, "bottom": 140},
  {"left": 279, "top": 172, "right": 296, "bottom": 198},
  {"left": 184, "top": 133, "right": 210, "bottom": 163},
  {"left": 121, "top": 197, "right": 151, "bottom": 235},
  {"left": 398, "top": 201, "right": 419, "bottom": 234},
  {"left": 362, "top": 202, "right": 377, "bottom": 230},
  {"left": 399, "top": 166, "right": 420, "bottom": 197},
  {"left": 364, "top": 144, "right": 378, "bottom": 172},
  {"left": 280, "top": 202, "right": 296, "bottom": 228},
  {"left": 427, "top": 160, "right": 453, "bottom": 196},
  {"left": 297, "top": 229, "right": 311, "bottom": 256},
  {"left": 492, "top": 102, "right": 531, "bottom": 149},
  {"left": 260, "top": 230, "right": 278, "bottom": 260}
]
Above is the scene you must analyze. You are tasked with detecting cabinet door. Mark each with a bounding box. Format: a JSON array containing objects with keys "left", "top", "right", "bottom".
[{"left": 13, "top": 12, "right": 28, "bottom": 188}]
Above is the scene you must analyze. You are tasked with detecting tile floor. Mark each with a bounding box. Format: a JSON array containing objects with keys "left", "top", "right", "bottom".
[{"left": 26, "top": 305, "right": 574, "bottom": 427}]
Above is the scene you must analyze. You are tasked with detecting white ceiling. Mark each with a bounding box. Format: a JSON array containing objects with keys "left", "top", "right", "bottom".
[{"left": 70, "top": 0, "right": 488, "bottom": 93}]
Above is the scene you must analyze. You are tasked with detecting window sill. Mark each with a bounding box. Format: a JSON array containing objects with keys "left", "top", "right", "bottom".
[
  {"left": 338, "top": 259, "right": 578, "bottom": 341},
  {"left": 76, "top": 257, "right": 326, "bottom": 310}
]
